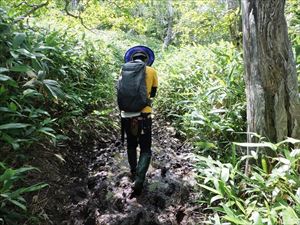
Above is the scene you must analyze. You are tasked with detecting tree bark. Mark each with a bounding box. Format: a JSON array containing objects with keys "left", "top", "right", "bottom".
[
  {"left": 227, "top": 0, "right": 239, "bottom": 10},
  {"left": 227, "top": 0, "right": 242, "bottom": 48},
  {"left": 242, "top": 0, "right": 300, "bottom": 143},
  {"left": 163, "top": 0, "right": 173, "bottom": 50},
  {"left": 72, "top": 0, "right": 79, "bottom": 9}
]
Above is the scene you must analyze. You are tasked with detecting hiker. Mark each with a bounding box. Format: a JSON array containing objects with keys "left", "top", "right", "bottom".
[{"left": 117, "top": 45, "right": 158, "bottom": 196}]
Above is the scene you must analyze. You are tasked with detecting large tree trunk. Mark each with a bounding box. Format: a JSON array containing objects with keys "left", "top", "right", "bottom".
[{"left": 242, "top": 0, "right": 300, "bottom": 143}]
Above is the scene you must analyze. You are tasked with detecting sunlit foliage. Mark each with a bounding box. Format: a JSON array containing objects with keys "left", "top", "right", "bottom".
[
  {"left": 156, "top": 41, "right": 245, "bottom": 159},
  {"left": 0, "top": 0, "right": 299, "bottom": 224}
]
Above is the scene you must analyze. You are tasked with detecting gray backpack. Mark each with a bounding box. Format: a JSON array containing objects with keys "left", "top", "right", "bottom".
[{"left": 117, "top": 60, "right": 148, "bottom": 112}]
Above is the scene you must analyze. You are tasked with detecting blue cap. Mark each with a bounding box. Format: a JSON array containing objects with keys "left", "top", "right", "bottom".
[{"left": 124, "top": 45, "right": 155, "bottom": 66}]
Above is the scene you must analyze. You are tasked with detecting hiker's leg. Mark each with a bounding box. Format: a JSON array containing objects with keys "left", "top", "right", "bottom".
[
  {"left": 134, "top": 115, "right": 152, "bottom": 193},
  {"left": 139, "top": 115, "right": 152, "bottom": 156},
  {"left": 124, "top": 118, "right": 138, "bottom": 174}
]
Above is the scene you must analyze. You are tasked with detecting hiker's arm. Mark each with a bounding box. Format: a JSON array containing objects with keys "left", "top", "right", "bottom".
[
  {"left": 150, "top": 87, "right": 157, "bottom": 97},
  {"left": 150, "top": 70, "right": 158, "bottom": 98}
]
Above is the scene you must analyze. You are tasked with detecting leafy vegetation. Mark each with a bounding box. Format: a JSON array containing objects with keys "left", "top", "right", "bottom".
[
  {"left": 156, "top": 41, "right": 245, "bottom": 159},
  {"left": 0, "top": 9, "right": 117, "bottom": 151},
  {"left": 0, "top": 6, "right": 119, "bottom": 223},
  {"left": 0, "top": 0, "right": 299, "bottom": 224},
  {"left": 286, "top": 0, "right": 300, "bottom": 81},
  {"left": 196, "top": 138, "right": 300, "bottom": 225},
  {"left": 0, "top": 163, "right": 47, "bottom": 224}
]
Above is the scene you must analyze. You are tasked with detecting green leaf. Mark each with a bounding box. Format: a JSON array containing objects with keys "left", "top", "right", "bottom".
[
  {"left": 213, "top": 213, "right": 222, "bottom": 225},
  {"left": 222, "top": 204, "right": 246, "bottom": 224},
  {"left": 0, "top": 107, "right": 12, "bottom": 112},
  {"left": 34, "top": 45, "right": 55, "bottom": 51},
  {"left": 0, "top": 193, "right": 9, "bottom": 198},
  {"left": 0, "top": 168, "right": 15, "bottom": 183},
  {"left": 0, "top": 67, "right": 9, "bottom": 73},
  {"left": 0, "top": 162, "right": 6, "bottom": 170},
  {"left": 10, "top": 50, "right": 19, "bottom": 59},
  {"left": 0, "top": 74, "right": 17, "bottom": 87},
  {"left": 23, "top": 89, "right": 42, "bottom": 97},
  {"left": 291, "top": 149, "right": 300, "bottom": 157},
  {"left": 12, "top": 33, "right": 26, "bottom": 49},
  {"left": 43, "top": 79, "right": 65, "bottom": 99},
  {"left": 12, "top": 142, "right": 20, "bottom": 150},
  {"left": 15, "top": 183, "right": 48, "bottom": 195},
  {"left": 235, "top": 200, "right": 246, "bottom": 214},
  {"left": 233, "top": 142, "right": 277, "bottom": 151},
  {"left": 198, "top": 183, "right": 222, "bottom": 195},
  {"left": 210, "top": 195, "right": 223, "bottom": 204},
  {"left": 38, "top": 127, "right": 56, "bottom": 138},
  {"left": 221, "top": 167, "right": 230, "bottom": 182},
  {"left": 10, "top": 65, "right": 31, "bottom": 72},
  {"left": 251, "top": 211, "right": 263, "bottom": 225},
  {"left": 0, "top": 74, "right": 12, "bottom": 82},
  {"left": 15, "top": 166, "right": 37, "bottom": 174},
  {"left": 16, "top": 48, "right": 36, "bottom": 59},
  {"left": 251, "top": 150, "right": 258, "bottom": 160},
  {"left": 7, "top": 199, "right": 26, "bottom": 211},
  {"left": 0, "top": 123, "right": 30, "bottom": 130},
  {"left": 277, "top": 137, "right": 300, "bottom": 146},
  {"left": 282, "top": 207, "right": 299, "bottom": 225},
  {"left": 8, "top": 102, "right": 17, "bottom": 111}
]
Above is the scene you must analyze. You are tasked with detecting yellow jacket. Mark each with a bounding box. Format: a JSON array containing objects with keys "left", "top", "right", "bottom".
[{"left": 142, "top": 66, "right": 158, "bottom": 113}]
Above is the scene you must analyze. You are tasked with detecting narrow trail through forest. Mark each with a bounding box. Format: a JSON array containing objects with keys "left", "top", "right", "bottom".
[{"left": 44, "top": 116, "right": 206, "bottom": 225}]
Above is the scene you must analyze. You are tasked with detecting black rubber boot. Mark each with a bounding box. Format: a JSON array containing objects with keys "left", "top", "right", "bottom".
[
  {"left": 132, "top": 153, "right": 151, "bottom": 196},
  {"left": 127, "top": 148, "right": 137, "bottom": 180}
]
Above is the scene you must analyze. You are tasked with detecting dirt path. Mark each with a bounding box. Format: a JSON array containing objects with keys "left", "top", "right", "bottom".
[{"left": 39, "top": 116, "right": 205, "bottom": 225}]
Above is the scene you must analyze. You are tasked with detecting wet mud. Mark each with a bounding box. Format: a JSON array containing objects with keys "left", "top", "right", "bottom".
[{"left": 31, "top": 117, "right": 206, "bottom": 225}]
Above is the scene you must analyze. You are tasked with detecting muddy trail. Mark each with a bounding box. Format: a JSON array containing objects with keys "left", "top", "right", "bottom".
[{"left": 39, "top": 116, "right": 206, "bottom": 225}]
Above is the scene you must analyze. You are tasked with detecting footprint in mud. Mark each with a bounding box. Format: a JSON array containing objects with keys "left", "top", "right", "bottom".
[
  {"left": 90, "top": 163, "right": 193, "bottom": 225},
  {"left": 62, "top": 119, "right": 205, "bottom": 225}
]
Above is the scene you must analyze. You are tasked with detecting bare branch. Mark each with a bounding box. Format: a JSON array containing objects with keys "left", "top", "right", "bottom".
[
  {"left": 64, "top": 0, "right": 95, "bottom": 33},
  {"left": 107, "top": 0, "right": 123, "bottom": 11},
  {"left": 13, "top": 0, "right": 95, "bottom": 32},
  {"left": 14, "top": 1, "right": 38, "bottom": 8},
  {"left": 64, "top": 0, "right": 78, "bottom": 18},
  {"left": 14, "top": 0, "right": 50, "bottom": 23}
]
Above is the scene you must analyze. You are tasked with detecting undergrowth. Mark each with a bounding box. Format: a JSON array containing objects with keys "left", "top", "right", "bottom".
[
  {"left": 156, "top": 41, "right": 246, "bottom": 160},
  {"left": 196, "top": 138, "right": 300, "bottom": 225},
  {"left": 0, "top": 8, "right": 118, "bottom": 223}
]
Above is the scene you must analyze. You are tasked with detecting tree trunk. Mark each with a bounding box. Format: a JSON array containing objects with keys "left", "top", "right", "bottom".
[
  {"left": 163, "top": 0, "right": 173, "bottom": 50},
  {"left": 227, "top": 0, "right": 242, "bottom": 48},
  {"left": 241, "top": 0, "right": 300, "bottom": 143},
  {"left": 72, "top": 0, "right": 78, "bottom": 9},
  {"left": 227, "top": 0, "right": 239, "bottom": 10}
]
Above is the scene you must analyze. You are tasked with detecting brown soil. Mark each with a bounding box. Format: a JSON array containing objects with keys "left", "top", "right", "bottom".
[{"left": 26, "top": 116, "right": 206, "bottom": 225}]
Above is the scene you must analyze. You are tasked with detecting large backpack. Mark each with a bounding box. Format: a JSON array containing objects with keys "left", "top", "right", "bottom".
[{"left": 117, "top": 60, "right": 148, "bottom": 112}]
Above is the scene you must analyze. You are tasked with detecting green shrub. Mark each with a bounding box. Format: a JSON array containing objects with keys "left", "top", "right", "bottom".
[
  {"left": 196, "top": 138, "right": 300, "bottom": 225},
  {"left": 0, "top": 7, "right": 120, "bottom": 223},
  {"left": 0, "top": 8, "right": 120, "bottom": 149},
  {"left": 156, "top": 41, "right": 246, "bottom": 158},
  {"left": 0, "top": 162, "right": 48, "bottom": 224}
]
